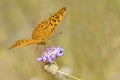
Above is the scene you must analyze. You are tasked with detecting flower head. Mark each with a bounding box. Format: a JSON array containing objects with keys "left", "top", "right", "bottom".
[
  {"left": 37, "top": 46, "right": 64, "bottom": 63},
  {"left": 44, "top": 63, "right": 59, "bottom": 75}
]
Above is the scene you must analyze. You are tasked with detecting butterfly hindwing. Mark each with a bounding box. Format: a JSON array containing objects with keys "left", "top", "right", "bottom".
[{"left": 32, "top": 20, "right": 48, "bottom": 40}]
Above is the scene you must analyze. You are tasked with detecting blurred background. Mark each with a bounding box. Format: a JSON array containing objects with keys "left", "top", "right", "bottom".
[{"left": 0, "top": 0, "right": 120, "bottom": 80}]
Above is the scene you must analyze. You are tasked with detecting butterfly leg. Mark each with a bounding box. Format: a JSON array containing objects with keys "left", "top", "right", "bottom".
[
  {"left": 49, "top": 40, "right": 54, "bottom": 46},
  {"left": 35, "top": 44, "right": 38, "bottom": 52},
  {"left": 43, "top": 45, "right": 47, "bottom": 51}
]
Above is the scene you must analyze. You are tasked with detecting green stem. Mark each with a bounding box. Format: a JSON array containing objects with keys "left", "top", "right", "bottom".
[{"left": 57, "top": 71, "right": 82, "bottom": 80}]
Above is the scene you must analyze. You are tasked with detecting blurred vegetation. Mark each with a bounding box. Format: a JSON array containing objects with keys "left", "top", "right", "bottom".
[{"left": 0, "top": 0, "right": 120, "bottom": 80}]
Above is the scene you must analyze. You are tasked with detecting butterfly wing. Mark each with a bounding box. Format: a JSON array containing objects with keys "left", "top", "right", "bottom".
[
  {"left": 32, "top": 20, "right": 48, "bottom": 42},
  {"left": 32, "top": 7, "right": 66, "bottom": 42},
  {"left": 9, "top": 39, "right": 41, "bottom": 49},
  {"left": 46, "top": 7, "right": 66, "bottom": 39}
]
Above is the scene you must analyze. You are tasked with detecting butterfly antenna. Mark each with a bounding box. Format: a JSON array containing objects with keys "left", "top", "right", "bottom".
[{"left": 50, "top": 32, "right": 62, "bottom": 40}]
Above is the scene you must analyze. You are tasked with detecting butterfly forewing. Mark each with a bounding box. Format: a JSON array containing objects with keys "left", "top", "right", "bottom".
[
  {"left": 9, "top": 39, "right": 41, "bottom": 49},
  {"left": 46, "top": 7, "right": 66, "bottom": 39}
]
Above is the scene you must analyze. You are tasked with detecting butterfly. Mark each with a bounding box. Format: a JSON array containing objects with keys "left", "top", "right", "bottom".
[{"left": 9, "top": 7, "right": 66, "bottom": 49}]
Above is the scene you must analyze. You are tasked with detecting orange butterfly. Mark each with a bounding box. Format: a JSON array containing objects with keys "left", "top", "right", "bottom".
[{"left": 9, "top": 7, "right": 66, "bottom": 49}]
